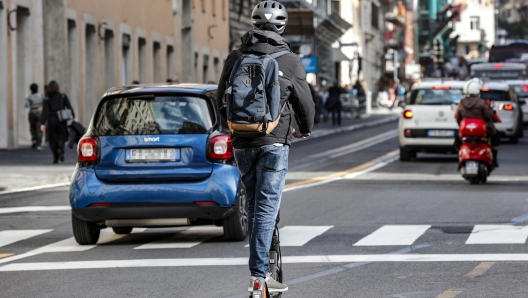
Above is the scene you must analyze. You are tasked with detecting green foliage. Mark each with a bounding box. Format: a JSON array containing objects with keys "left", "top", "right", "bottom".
[{"left": 499, "top": 21, "right": 528, "bottom": 39}]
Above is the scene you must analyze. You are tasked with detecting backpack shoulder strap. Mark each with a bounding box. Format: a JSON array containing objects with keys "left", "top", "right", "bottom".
[{"left": 228, "top": 50, "right": 245, "bottom": 82}]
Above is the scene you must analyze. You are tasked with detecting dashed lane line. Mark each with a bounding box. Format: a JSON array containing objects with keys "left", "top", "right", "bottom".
[{"left": 464, "top": 262, "right": 496, "bottom": 278}]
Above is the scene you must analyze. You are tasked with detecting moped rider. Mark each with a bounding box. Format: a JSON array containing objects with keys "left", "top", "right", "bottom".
[
  {"left": 217, "top": 0, "right": 315, "bottom": 294},
  {"left": 455, "top": 79, "right": 500, "bottom": 168}
]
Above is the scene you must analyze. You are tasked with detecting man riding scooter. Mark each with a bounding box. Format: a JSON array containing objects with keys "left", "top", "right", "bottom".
[{"left": 455, "top": 79, "right": 500, "bottom": 168}]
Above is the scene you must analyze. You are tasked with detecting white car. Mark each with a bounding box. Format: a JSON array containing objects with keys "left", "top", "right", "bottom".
[
  {"left": 398, "top": 81, "right": 465, "bottom": 161},
  {"left": 480, "top": 82, "right": 524, "bottom": 143},
  {"left": 503, "top": 80, "right": 528, "bottom": 124}
]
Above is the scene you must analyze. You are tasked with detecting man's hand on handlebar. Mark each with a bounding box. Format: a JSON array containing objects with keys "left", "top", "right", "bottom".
[{"left": 292, "top": 129, "right": 310, "bottom": 139}]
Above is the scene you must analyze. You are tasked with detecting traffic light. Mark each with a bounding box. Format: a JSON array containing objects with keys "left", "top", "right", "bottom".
[{"left": 449, "top": 35, "right": 460, "bottom": 54}]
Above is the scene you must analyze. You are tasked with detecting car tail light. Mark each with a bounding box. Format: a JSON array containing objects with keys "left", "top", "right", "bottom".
[
  {"left": 404, "top": 129, "right": 412, "bottom": 137},
  {"left": 494, "top": 64, "right": 503, "bottom": 69},
  {"left": 433, "top": 86, "right": 450, "bottom": 90},
  {"left": 208, "top": 135, "right": 233, "bottom": 161},
  {"left": 481, "top": 87, "right": 490, "bottom": 92},
  {"left": 78, "top": 137, "right": 99, "bottom": 164},
  {"left": 403, "top": 110, "right": 413, "bottom": 119},
  {"left": 502, "top": 103, "right": 514, "bottom": 111}
]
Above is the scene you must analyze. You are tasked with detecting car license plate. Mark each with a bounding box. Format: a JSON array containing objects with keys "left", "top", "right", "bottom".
[
  {"left": 427, "top": 130, "right": 455, "bottom": 137},
  {"left": 126, "top": 148, "right": 180, "bottom": 163},
  {"left": 465, "top": 161, "right": 479, "bottom": 174}
]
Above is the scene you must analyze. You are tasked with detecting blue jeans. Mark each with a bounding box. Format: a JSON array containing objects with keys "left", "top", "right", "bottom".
[{"left": 234, "top": 144, "right": 289, "bottom": 278}]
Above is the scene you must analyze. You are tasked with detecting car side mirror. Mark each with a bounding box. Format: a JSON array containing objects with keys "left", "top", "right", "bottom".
[{"left": 398, "top": 101, "right": 407, "bottom": 108}]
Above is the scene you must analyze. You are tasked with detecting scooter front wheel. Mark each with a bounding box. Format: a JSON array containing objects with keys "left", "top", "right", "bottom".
[{"left": 478, "top": 163, "right": 488, "bottom": 184}]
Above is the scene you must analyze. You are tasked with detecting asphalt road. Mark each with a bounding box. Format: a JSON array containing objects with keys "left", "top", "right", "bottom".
[{"left": 1, "top": 117, "right": 528, "bottom": 298}]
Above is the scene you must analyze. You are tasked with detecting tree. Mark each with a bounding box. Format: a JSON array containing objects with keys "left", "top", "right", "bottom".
[{"left": 498, "top": 21, "right": 528, "bottom": 39}]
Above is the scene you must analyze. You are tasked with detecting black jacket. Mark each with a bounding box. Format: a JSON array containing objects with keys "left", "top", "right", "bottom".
[
  {"left": 42, "top": 93, "right": 75, "bottom": 143},
  {"left": 217, "top": 30, "right": 315, "bottom": 148}
]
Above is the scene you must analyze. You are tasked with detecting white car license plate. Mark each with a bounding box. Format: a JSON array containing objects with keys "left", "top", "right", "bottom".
[
  {"left": 126, "top": 148, "right": 180, "bottom": 163},
  {"left": 465, "top": 161, "right": 479, "bottom": 174},
  {"left": 427, "top": 130, "right": 455, "bottom": 137}
]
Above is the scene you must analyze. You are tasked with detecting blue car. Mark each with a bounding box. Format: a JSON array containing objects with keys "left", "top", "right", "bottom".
[{"left": 70, "top": 84, "right": 248, "bottom": 244}]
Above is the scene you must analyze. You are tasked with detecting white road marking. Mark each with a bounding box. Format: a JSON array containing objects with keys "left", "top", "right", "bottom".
[
  {"left": 354, "top": 225, "right": 431, "bottom": 246},
  {"left": 307, "top": 130, "right": 398, "bottom": 160},
  {"left": 0, "top": 182, "right": 70, "bottom": 196},
  {"left": 0, "top": 230, "right": 52, "bottom": 248},
  {"left": 135, "top": 227, "right": 223, "bottom": 250},
  {"left": 6, "top": 254, "right": 528, "bottom": 271},
  {"left": 278, "top": 226, "right": 334, "bottom": 246},
  {"left": 0, "top": 228, "right": 147, "bottom": 265},
  {"left": 466, "top": 225, "right": 528, "bottom": 244},
  {"left": 244, "top": 226, "right": 334, "bottom": 248},
  {"left": 0, "top": 206, "right": 71, "bottom": 214}
]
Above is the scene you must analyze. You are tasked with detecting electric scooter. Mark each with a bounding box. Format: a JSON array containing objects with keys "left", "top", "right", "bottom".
[
  {"left": 458, "top": 118, "right": 493, "bottom": 184},
  {"left": 251, "top": 212, "right": 283, "bottom": 298}
]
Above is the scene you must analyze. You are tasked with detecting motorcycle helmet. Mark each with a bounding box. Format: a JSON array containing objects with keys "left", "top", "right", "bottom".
[
  {"left": 463, "top": 78, "right": 483, "bottom": 97},
  {"left": 251, "top": 1, "right": 289, "bottom": 35}
]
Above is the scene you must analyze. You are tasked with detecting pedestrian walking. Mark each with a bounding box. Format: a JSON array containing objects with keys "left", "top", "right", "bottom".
[
  {"left": 217, "top": 1, "right": 315, "bottom": 294},
  {"left": 25, "top": 83, "right": 44, "bottom": 150},
  {"left": 40, "top": 81, "right": 75, "bottom": 164},
  {"left": 326, "top": 81, "right": 345, "bottom": 126}
]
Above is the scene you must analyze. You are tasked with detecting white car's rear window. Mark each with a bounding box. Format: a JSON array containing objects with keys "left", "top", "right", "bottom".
[{"left": 410, "top": 89, "right": 463, "bottom": 105}]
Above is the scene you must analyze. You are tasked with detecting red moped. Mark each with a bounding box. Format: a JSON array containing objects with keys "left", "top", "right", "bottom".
[{"left": 458, "top": 118, "right": 493, "bottom": 184}]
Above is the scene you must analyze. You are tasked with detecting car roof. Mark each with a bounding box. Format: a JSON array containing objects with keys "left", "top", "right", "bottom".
[
  {"left": 471, "top": 63, "right": 527, "bottom": 70},
  {"left": 103, "top": 83, "right": 218, "bottom": 98},
  {"left": 412, "top": 80, "right": 467, "bottom": 90}
]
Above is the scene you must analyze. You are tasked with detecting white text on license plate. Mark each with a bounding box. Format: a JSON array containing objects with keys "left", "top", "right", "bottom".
[
  {"left": 126, "top": 148, "right": 180, "bottom": 162},
  {"left": 428, "top": 130, "right": 455, "bottom": 137}
]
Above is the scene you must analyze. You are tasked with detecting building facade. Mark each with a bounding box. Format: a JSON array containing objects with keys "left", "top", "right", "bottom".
[
  {"left": 0, "top": 0, "right": 229, "bottom": 150},
  {"left": 453, "top": 0, "right": 495, "bottom": 58}
]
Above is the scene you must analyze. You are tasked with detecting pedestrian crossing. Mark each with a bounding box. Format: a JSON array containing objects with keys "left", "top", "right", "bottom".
[{"left": 1, "top": 224, "right": 528, "bottom": 259}]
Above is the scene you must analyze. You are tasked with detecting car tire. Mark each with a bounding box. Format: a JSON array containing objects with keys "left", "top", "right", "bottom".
[
  {"left": 112, "top": 227, "right": 133, "bottom": 234},
  {"left": 400, "top": 148, "right": 411, "bottom": 162},
  {"left": 510, "top": 136, "right": 519, "bottom": 144},
  {"left": 72, "top": 213, "right": 100, "bottom": 245},
  {"left": 223, "top": 184, "right": 248, "bottom": 242}
]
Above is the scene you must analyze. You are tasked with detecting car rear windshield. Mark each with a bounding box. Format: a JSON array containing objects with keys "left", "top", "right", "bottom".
[
  {"left": 480, "top": 90, "right": 510, "bottom": 102},
  {"left": 410, "top": 89, "right": 463, "bottom": 105},
  {"left": 94, "top": 96, "right": 214, "bottom": 135},
  {"left": 512, "top": 85, "right": 528, "bottom": 97}
]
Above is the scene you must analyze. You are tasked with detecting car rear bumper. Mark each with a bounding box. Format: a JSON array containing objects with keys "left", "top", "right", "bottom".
[
  {"left": 400, "top": 144, "right": 457, "bottom": 153},
  {"left": 72, "top": 203, "right": 234, "bottom": 222},
  {"left": 70, "top": 164, "right": 241, "bottom": 211},
  {"left": 399, "top": 133, "right": 456, "bottom": 149}
]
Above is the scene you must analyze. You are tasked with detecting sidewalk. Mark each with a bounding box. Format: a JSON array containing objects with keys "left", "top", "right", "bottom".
[{"left": 0, "top": 112, "right": 399, "bottom": 194}]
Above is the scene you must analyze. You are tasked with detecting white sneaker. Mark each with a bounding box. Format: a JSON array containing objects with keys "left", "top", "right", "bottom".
[
  {"left": 36, "top": 146, "right": 43, "bottom": 151},
  {"left": 265, "top": 272, "right": 288, "bottom": 293}
]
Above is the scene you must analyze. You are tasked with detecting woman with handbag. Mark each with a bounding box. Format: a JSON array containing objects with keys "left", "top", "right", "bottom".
[{"left": 40, "top": 81, "right": 75, "bottom": 164}]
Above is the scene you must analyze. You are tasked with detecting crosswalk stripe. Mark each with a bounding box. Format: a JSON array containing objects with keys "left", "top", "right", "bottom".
[
  {"left": 277, "top": 226, "right": 334, "bottom": 247},
  {"left": 0, "top": 230, "right": 52, "bottom": 248},
  {"left": 354, "top": 225, "right": 431, "bottom": 246},
  {"left": 135, "top": 227, "right": 223, "bottom": 250},
  {"left": 244, "top": 226, "right": 334, "bottom": 247},
  {"left": 466, "top": 225, "right": 528, "bottom": 244}
]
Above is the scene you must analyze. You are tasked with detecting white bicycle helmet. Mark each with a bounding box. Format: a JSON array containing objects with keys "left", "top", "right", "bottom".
[
  {"left": 252, "top": 1, "right": 289, "bottom": 35},
  {"left": 463, "top": 78, "right": 483, "bottom": 97}
]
